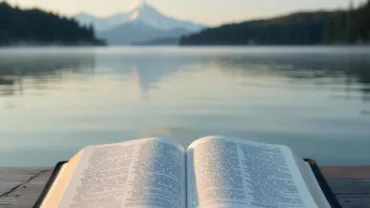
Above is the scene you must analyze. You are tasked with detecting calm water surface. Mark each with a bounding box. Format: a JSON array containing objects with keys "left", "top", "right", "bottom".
[{"left": 0, "top": 46, "right": 369, "bottom": 166}]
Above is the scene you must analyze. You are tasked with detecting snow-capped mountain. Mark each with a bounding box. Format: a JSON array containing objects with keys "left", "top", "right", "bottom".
[
  {"left": 97, "top": 21, "right": 190, "bottom": 45},
  {"left": 74, "top": 12, "right": 117, "bottom": 31},
  {"left": 73, "top": 0, "right": 206, "bottom": 32}
]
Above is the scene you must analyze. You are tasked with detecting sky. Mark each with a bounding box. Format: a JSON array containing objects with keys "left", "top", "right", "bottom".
[{"left": 6, "top": 0, "right": 366, "bottom": 26}]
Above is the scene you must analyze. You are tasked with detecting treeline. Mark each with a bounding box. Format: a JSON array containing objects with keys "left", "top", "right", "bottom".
[
  {"left": 181, "top": 0, "right": 370, "bottom": 45},
  {"left": 325, "top": 0, "right": 370, "bottom": 43},
  {"left": 181, "top": 12, "right": 332, "bottom": 45},
  {"left": 0, "top": 1, "right": 105, "bottom": 46}
]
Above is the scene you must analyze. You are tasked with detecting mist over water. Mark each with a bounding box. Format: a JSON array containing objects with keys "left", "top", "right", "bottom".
[{"left": 0, "top": 46, "right": 369, "bottom": 166}]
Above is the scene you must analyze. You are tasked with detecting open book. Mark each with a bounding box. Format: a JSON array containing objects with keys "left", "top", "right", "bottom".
[{"left": 34, "top": 136, "right": 341, "bottom": 208}]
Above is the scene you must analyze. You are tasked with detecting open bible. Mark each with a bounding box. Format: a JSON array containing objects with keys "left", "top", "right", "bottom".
[{"left": 34, "top": 136, "right": 341, "bottom": 208}]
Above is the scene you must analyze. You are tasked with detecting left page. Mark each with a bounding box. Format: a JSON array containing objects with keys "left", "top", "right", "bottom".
[
  {"left": 43, "top": 137, "right": 186, "bottom": 208},
  {"left": 41, "top": 150, "right": 84, "bottom": 207}
]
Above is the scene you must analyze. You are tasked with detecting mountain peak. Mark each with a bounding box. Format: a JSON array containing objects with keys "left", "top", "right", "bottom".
[
  {"left": 137, "top": 0, "right": 149, "bottom": 7},
  {"left": 131, "top": 0, "right": 151, "bottom": 10},
  {"left": 73, "top": 0, "right": 206, "bottom": 32},
  {"left": 129, "top": 0, "right": 161, "bottom": 22},
  {"left": 132, "top": 0, "right": 156, "bottom": 13},
  {"left": 75, "top": 12, "right": 95, "bottom": 18}
]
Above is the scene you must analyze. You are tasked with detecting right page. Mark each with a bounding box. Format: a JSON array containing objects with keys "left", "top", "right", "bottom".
[{"left": 186, "top": 136, "right": 321, "bottom": 208}]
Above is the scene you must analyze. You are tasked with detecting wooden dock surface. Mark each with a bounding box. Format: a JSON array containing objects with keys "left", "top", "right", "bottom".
[{"left": 0, "top": 166, "right": 369, "bottom": 208}]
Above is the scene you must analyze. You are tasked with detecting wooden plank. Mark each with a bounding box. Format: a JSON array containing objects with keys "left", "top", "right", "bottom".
[
  {"left": 336, "top": 195, "right": 370, "bottom": 208},
  {"left": 327, "top": 179, "right": 370, "bottom": 208},
  {"left": 323, "top": 166, "right": 370, "bottom": 208},
  {"left": 321, "top": 166, "right": 370, "bottom": 179},
  {"left": 0, "top": 167, "right": 369, "bottom": 208},
  {"left": 321, "top": 166, "right": 370, "bottom": 208},
  {"left": 0, "top": 168, "right": 51, "bottom": 208},
  {"left": 326, "top": 178, "right": 370, "bottom": 194},
  {"left": 0, "top": 168, "right": 47, "bottom": 195}
]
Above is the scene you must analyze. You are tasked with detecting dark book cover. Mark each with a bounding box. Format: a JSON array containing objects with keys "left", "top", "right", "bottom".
[
  {"left": 33, "top": 159, "right": 342, "bottom": 208},
  {"left": 33, "top": 161, "right": 68, "bottom": 208},
  {"left": 304, "top": 159, "right": 342, "bottom": 208}
]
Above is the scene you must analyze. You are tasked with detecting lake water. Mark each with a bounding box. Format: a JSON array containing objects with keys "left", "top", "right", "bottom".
[{"left": 0, "top": 46, "right": 369, "bottom": 166}]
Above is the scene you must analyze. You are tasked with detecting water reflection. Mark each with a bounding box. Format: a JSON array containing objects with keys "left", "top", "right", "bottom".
[
  {"left": 0, "top": 51, "right": 95, "bottom": 97},
  {"left": 1, "top": 47, "right": 369, "bottom": 116},
  {"left": 1, "top": 48, "right": 369, "bottom": 100},
  {"left": 1, "top": 47, "right": 370, "bottom": 118},
  {"left": 0, "top": 47, "right": 370, "bottom": 166},
  {"left": 93, "top": 53, "right": 198, "bottom": 100},
  {"left": 2, "top": 47, "right": 369, "bottom": 101},
  {"left": 208, "top": 51, "right": 370, "bottom": 100}
]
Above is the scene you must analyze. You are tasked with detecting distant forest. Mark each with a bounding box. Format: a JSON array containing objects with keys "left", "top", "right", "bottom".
[
  {"left": 180, "top": 0, "right": 370, "bottom": 45},
  {"left": 0, "top": 1, "right": 105, "bottom": 46}
]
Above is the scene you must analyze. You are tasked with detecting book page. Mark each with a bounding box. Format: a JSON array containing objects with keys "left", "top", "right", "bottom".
[
  {"left": 292, "top": 155, "right": 331, "bottom": 208},
  {"left": 50, "top": 137, "right": 185, "bottom": 208},
  {"left": 187, "top": 136, "right": 320, "bottom": 208},
  {"left": 303, "top": 162, "right": 331, "bottom": 208},
  {"left": 41, "top": 150, "right": 84, "bottom": 207}
]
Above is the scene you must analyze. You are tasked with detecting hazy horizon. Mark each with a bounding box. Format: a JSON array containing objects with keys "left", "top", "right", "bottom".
[{"left": 5, "top": 0, "right": 367, "bottom": 26}]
